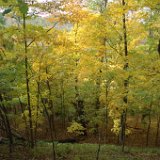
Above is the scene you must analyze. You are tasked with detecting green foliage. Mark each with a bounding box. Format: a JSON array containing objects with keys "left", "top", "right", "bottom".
[
  {"left": 0, "top": 13, "right": 5, "bottom": 26},
  {"left": 17, "top": 0, "right": 28, "bottom": 14},
  {"left": 28, "top": 143, "right": 160, "bottom": 160},
  {"left": 2, "top": 7, "right": 12, "bottom": 16}
]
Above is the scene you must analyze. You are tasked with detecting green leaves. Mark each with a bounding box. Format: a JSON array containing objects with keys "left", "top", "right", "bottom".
[
  {"left": 17, "top": 0, "right": 28, "bottom": 14},
  {"left": 2, "top": 7, "right": 12, "bottom": 16},
  {"left": 19, "top": 3, "right": 28, "bottom": 14},
  {"left": 2, "top": 0, "right": 8, "bottom": 3},
  {"left": 0, "top": 0, "right": 28, "bottom": 20},
  {"left": 0, "top": 13, "right": 5, "bottom": 26},
  {"left": 0, "top": 7, "right": 12, "bottom": 27}
]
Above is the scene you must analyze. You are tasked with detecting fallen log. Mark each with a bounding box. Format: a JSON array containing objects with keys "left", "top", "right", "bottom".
[{"left": 57, "top": 138, "right": 78, "bottom": 143}]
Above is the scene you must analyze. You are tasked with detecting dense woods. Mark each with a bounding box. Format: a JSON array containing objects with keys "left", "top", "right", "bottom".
[{"left": 0, "top": 0, "right": 160, "bottom": 159}]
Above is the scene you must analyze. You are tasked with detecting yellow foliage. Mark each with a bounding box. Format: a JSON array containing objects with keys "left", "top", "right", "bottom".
[{"left": 67, "top": 121, "right": 86, "bottom": 135}]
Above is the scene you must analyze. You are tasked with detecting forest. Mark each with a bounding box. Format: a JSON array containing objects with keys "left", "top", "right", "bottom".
[{"left": 0, "top": 0, "right": 160, "bottom": 159}]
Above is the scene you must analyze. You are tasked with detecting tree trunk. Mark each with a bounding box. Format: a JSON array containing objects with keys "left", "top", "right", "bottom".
[
  {"left": 60, "top": 79, "right": 66, "bottom": 131},
  {"left": 74, "top": 22, "right": 86, "bottom": 135},
  {"left": 46, "top": 67, "right": 57, "bottom": 139},
  {"left": 146, "top": 112, "right": 151, "bottom": 146},
  {"left": 41, "top": 96, "right": 56, "bottom": 160},
  {"left": 34, "top": 81, "right": 41, "bottom": 145},
  {"left": 23, "top": 14, "right": 34, "bottom": 148},
  {"left": 120, "top": 0, "right": 129, "bottom": 152},
  {"left": 0, "top": 95, "right": 13, "bottom": 153},
  {"left": 155, "top": 115, "right": 160, "bottom": 146},
  {"left": 104, "top": 80, "right": 110, "bottom": 143},
  {"left": 18, "top": 97, "right": 29, "bottom": 143},
  {"left": 120, "top": 109, "right": 127, "bottom": 151},
  {"left": 96, "top": 132, "right": 101, "bottom": 160},
  {"left": 94, "top": 86, "right": 100, "bottom": 137},
  {"left": 158, "top": 39, "right": 160, "bottom": 57}
]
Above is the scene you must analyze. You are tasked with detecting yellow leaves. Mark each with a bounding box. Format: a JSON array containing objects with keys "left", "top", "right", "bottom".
[
  {"left": 108, "top": 2, "right": 123, "bottom": 16},
  {"left": 47, "top": 16, "right": 59, "bottom": 24},
  {"left": 67, "top": 121, "right": 86, "bottom": 135},
  {"left": 32, "top": 62, "right": 40, "bottom": 72},
  {"left": 143, "top": 0, "right": 160, "bottom": 9},
  {"left": 51, "top": 0, "right": 90, "bottom": 24},
  {"left": 68, "top": 9, "right": 89, "bottom": 24},
  {"left": 137, "top": 75, "right": 147, "bottom": 81},
  {"left": 111, "top": 118, "right": 121, "bottom": 135},
  {"left": 109, "top": 103, "right": 121, "bottom": 118},
  {"left": 78, "top": 55, "right": 98, "bottom": 80},
  {"left": 110, "top": 112, "right": 131, "bottom": 136}
]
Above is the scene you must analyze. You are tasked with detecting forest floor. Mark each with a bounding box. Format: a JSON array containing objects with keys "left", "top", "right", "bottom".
[{"left": 0, "top": 142, "right": 160, "bottom": 160}]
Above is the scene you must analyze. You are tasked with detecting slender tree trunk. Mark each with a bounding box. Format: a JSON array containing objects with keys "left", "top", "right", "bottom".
[
  {"left": 96, "top": 132, "right": 101, "bottom": 160},
  {"left": 155, "top": 115, "right": 160, "bottom": 146},
  {"left": 104, "top": 106, "right": 108, "bottom": 143},
  {"left": 41, "top": 96, "right": 56, "bottom": 160},
  {"left": 158, "top": 39, "right": 160, "bottom": 57},
  {"left": 104, "top": 0, "right": 108, "bottom": 8},
  {"left": 120, "top": 0, "right": 129, "bottom": 152},
  {"left": 18, "top": 97, "right": 29, "bottom": 144},
  {"left": 60, "top": 79, "right": 65, "bottom": 131},
  {"left": 73, "top": 23, "right": 86, "bottom": 135},
  {"left": 46, "top": 67, "right": 57, "bottom": 139},
  {"left": 34, "top": 81, "right": 41, "bottom": 144},
  {"left": 49, "top": 116, "right": 56, "bottom": 160},
  {"left": 104, "top": 81, "right": 110, "bottom": 143},
  {"left": 4, "top": 111, "right": 13, "bottom": 153},
  {"left": 94, "top": 82, "right": 100, "bottom": 137},
  {"left": 0, "top": 109, "right": 13, "bottom": 153},
  {"left": 96, "top": 143, "right": 101, "bottom": 160},
  {"left": 94, "top": 37, "right": 106, "bottom": 137},
  {"left": 0, "top": 95, "right": 13, "bottom": 153},
  {"left": 74, "top": 22, "right": 80, "bottom": 119},
  {"left": 39, "top": 67, "right": 57, "bottom": 160},
  {"left": 146, "top": 112, "right": 151, "bottom": 146},
  {"left": 120, "top": 109, "right": 127, "bottom": 151},
  {"left": 34, "top": 56, "right": 43, "bottom": 144},
  {"left": 23, "top": 14, "right": 34, "bottom": 148}
]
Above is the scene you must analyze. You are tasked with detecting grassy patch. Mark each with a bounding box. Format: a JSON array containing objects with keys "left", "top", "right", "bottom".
[
  {"left": 33, "top": 142, "right": 160, "bottom": 160},
  {"left": 0, "top": 143, "right": 160, "bottom": 160}
]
